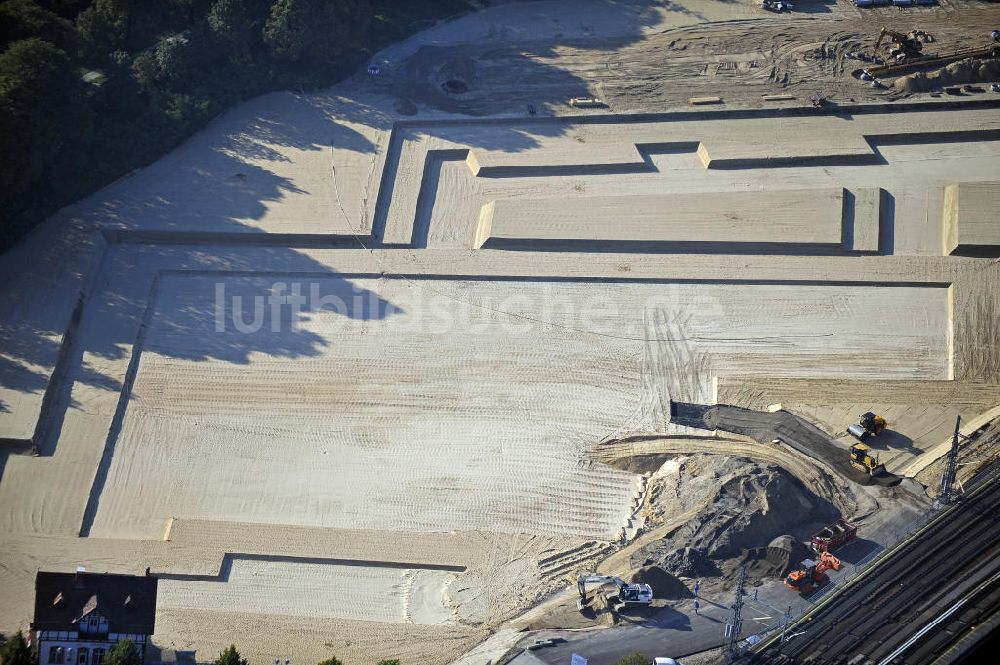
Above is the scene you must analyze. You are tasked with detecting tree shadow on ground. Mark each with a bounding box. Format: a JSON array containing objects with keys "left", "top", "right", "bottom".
[
  {"left": 1, "top": 114, "right": 401, "bottom": 458},
  {"left": 1, "top": 0, "right": 694, "bottom": 453},
  {"left": 319, "top": 0, "right": 686, "bottom": 150}
]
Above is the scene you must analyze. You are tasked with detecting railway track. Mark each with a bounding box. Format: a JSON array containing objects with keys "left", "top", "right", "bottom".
[{"left": 747, "top": 469, "right": 1000, "bottom": 664}]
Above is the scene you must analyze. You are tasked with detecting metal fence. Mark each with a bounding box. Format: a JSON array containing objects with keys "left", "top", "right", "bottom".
[{"left": 745, "top": 462, "right": 1000, "bottom": 652}]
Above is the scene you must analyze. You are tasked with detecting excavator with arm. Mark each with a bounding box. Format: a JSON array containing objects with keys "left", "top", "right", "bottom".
[
  {"left": 784, "top": 552, "right": 842, "bottom": 595},
  {"left": 577, "top": 574, "right": 653, "bottom": 611},
  {"left": 873, "top": 27, "right": 924, "bottom": 62}
]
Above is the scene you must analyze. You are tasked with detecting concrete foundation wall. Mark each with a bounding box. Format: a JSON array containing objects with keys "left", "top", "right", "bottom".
[{"left": 944, "top": 182, "right": 1000, "bottom": 256}]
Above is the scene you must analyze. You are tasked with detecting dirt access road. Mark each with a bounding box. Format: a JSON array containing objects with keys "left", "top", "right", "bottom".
[
  {"left": 392, "top": 4, "right": 1000, "bottom": 116},
  {"left": 672, "top": 402, "right": 903, "bottom": 485}
]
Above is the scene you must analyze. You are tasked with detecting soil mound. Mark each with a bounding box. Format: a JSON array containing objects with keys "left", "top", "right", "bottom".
[
  {"left": 633, "top": 455, "right": 837, "bottom": 575},
  {"left": 630, "top": 566, "right": 692, "bottom": 599},
  {"left": 655, "top": 547, "right": 721, "bottom": 579},
  {"left": 673, "top": 463, "right": 835, "bottom": 559},
  {"left": 742, "top": 535, "right": 813, "bottom": 581},
  {"left": 895, "top": 58, "right": 1000, "bottom": 93}
]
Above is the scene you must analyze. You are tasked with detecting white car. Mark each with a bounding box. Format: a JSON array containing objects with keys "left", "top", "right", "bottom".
[{"left": 654, "top": 659, "right": 681, "bottom": 665}]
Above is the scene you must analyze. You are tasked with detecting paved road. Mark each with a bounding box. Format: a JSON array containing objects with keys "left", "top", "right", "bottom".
[{"left": 508, "top": 596, "right": 775, "bottom": 665}]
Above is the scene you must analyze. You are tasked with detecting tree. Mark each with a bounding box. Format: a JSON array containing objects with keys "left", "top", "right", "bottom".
[
  {"left": 36, "top": 1, "right": 92, "bottom": 20},
  {"left": 130, "top": 49, "right": 159, "bottom": 85},
  {"left": 315, "top": 659, "right": 342, "bottom": 665},
  {"left": 207, "top": 0, "right": 269, "bottom": 48},
  {"left": 309, "top": 0, "right": 370, "bottom": 64},
  {"left": 155, "top": 35, "right": 192, "bottom": 81},
  {"left": 0, "top": 630, "right": 33, "bottom": 665},
  {"left": 104, "top": 640, "right": 140, "bottom": 665},
  {"left": 0, "top": 0, "right": 79, "bottom": 52},
  {"left": 170, "top": 0, "right": 216, "bottom": 23},
  {"left": 612, "top": 654, "right": 649, "bottom": 665},
  {"left": 0, "top": 37, "right": 74, "bottom": 101},
  {"left": 262, "top": 0, "right": 313, "bottom": 61},
  {"left": 0, "top": 38, "right": 83, "bottom": 200},
  {"left": 76, "top": 0, "right": 131, "bottom": 58},
  {"left": 262, "top": 0, "right": 372, "bottom": 64},
  {"left": 214, "top": 646, "right": 248, "bottom": 665},
  {"left": 376, "top": 660, "right": 401, "bottom": 665}
]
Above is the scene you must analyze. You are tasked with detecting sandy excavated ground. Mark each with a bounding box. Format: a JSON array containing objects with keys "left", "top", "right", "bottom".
[
  {"left": 90, "top": 276, "right": 943, "bottom": 541},
  {"left": 1, "top": 1, "right": 999, "bottom": 664},
  {"left": 158, "top": 557, "right": 459, "bottom": 625}
]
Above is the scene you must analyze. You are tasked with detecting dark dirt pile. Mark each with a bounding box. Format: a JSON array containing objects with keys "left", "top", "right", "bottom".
[
  {"left": 630, "top": 566, "right": 692, "bottom": 599},
  {"left": 742, "top": 535, "right": 814, "bottom": 582},
  {"left": 632, "top": 455, "right": 838, "bottom": 580},
  {"left": 895, "top": 58, "right": 1000, "bottom": 93},
  {"left": 652, "top": 547, "right": 721, "bottom": 579}
]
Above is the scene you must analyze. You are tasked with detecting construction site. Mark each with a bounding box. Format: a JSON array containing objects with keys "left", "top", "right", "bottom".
[{"left": 0, "top": 1, "right": 999, "bottom": 664}]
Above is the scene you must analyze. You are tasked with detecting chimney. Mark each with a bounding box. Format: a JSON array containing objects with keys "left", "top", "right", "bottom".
[{"left": 75, "top": 566, "right": 86, "bottom": 587}]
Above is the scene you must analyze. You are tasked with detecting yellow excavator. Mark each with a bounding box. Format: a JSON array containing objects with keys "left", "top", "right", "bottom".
[{"left": 873, "top": 27, "right": 925, "bottom": 62}]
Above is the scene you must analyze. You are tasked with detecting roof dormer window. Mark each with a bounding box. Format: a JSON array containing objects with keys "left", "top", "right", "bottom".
[{"left": 78, "top": 613, "right": 108, "bottom": 634}]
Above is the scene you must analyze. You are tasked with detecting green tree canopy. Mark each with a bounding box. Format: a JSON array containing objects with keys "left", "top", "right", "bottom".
[
  {"left": 36, "top": 1, "right": 91, "bottom": 20},
  {"left": 0, "top": 36, "right": 74, "bottom": 101},
  {"left": 0, "top": 0, "right": 78, "bottom": 52},
  {"left": 207, "top": 0, "right": 269, "bottom": 47},
  {"left": 0, "top": 38, "right": 87, "bottom": 205},
  {"left": 262, "top": 0, "right": 370, "bottom": 63},
  {"left": 613, "top": 654, "right": 649, "bottom": 665},
  {"left": 76, "top": 0, "right": 131, "bottom": 58},
  {"left": 104, "top": 640, "right": 141, "bottom": 665},
  {"left": 0, "top": 0, "right": 467, "bottom": 252},
  {"left": 262, "top": 0, "right": 312, "bottom": 60},
  {"left": 376, "top": 660, "right": 401, "bottom": 665},
  {"left": 0, "top": 630, "right": 33, "bottom": 665},
  {"left": 315, "top": 658, "right": 342, "bottom": 665},
  {"left": 214, "top": 646, "right": 248, "bottom": 665}
]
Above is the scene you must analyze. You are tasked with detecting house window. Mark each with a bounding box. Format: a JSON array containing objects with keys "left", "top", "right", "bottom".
[
  {"left": 77, "top": 648, "right": 89, "bottom": 665},
  {"left": 92, "top": 649, "right": 105, "bottom": 665},
  {"left": 48, "top": 647, "right": 65, "bottom": 664}
]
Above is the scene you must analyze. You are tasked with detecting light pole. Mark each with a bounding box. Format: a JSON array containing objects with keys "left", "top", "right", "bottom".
[{"left": 725, "top": 565, "right": 747, "bottom": 661}]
